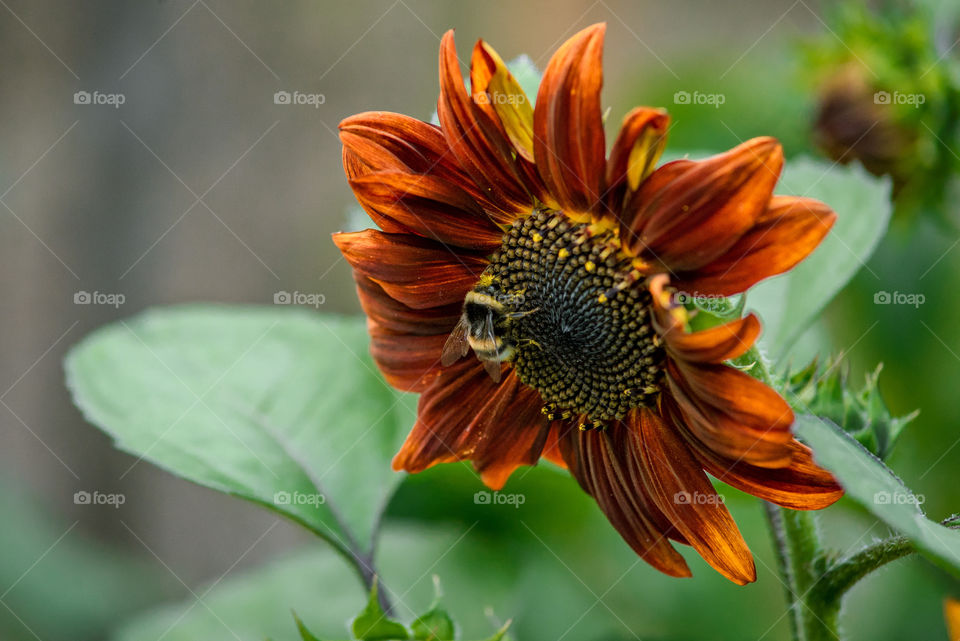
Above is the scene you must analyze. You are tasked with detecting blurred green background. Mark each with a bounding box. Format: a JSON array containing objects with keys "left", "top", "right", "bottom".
[{"left": 1, "top": 1, "right": 958, "bottom": 639}]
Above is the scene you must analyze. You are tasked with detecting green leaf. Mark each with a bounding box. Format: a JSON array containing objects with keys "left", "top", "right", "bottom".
[
  {"left": 410, "top": 578, "right": 455, "bottom": 641},
  {"left": 294, "top": 613, "right": 324, "bottom": 641},
  {"left": 480, "top": 622, "right": 511, "bottom": 641},
  {"left": 794, "top": 414, "right": 960, "bottom": 576},
  {"left": 747, "top": 158, "right": 892, "bottom": 361},
  {"left": 351, "top": 579, "right": 409, "bottom": 641},
  {"left": 65, "top": 306, "right": 415, "bottom": 562}
]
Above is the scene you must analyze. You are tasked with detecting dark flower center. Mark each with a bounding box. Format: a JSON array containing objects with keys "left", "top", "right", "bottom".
[{"left": 476, "top": 208, "right": 664, "bottom": 426}]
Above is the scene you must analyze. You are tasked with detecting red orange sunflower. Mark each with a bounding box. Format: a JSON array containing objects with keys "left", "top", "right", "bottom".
[{"left": 333, "top": 23, "right": 843, "bottom": 584}]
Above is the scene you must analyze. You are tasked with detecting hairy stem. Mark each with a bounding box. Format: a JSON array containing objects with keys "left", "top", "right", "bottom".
[{"left": 763, "top": 504, "right": 836, "bottom": 641}]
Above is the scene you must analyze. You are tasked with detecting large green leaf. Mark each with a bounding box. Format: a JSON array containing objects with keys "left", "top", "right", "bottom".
[
  {"left": 747, "top": 158, "right": 892, "bottom": 360},
  {"left": 794, "top": 415, "right": 960, "bottom": 576},
  {"left": 65, "top": 306, "right": 414, "bottom": 560}
]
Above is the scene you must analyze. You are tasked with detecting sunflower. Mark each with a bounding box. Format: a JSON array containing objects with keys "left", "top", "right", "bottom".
[{"left": 333, "top": 23, "right": 843, "bottom": 584}]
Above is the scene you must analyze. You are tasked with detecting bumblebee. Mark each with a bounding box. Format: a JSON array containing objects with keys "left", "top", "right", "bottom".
[{"left": 441, "top": 290, "right": 537, "bottom": 382}]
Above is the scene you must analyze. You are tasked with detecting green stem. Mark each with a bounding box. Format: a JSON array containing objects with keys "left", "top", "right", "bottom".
[
  {"left": 814, "top": 535, "right": 913, "bottom": 611},
  {"left": 752, "top": 346, "right": 837, "bottom": 640},
  {"left": 763, "top": 504, "right": 836, "bottom": 641}
]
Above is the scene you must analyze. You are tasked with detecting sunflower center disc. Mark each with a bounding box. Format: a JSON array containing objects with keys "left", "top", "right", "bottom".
[{"left": 479, "top": 208, "right": 665, "bottom": 425}]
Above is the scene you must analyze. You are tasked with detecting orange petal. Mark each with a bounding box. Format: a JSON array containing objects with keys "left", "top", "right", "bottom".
[
  {"left": 675, "top": 196, "right": 837, "bottom": 296},
  {"left": 392, "top": 365, "right": 546, "bottom": 481},
  {"left": 945, "top": 597, "right": 960, "bottom": 641},
  {"left": 343, "top": 146, "right": 417, "bottom": 235},
  {"left": 392, "top": 359, "right": 498, "bottom": 473},
  {"left": 560, "top": 421, "right": 692, "bottom": 577},
  {"left": 438, "top": 31, "right": 532, "bottom": 219},
  {"left": 471, "top": 40, "right": 536, "bottom": 162},
  {"left": 635, "top": 409, "right": 756, "bottom": 584},
  {"left": 332, "top": 229, "right": 486, "bottom": 309},
  {"left": 533, "top": 23, "right": 607, "bottom": 215},
  {"left": 354, "top": 274, "right": 461, "bottom": 337},
  {"left": 470, "top": 374, "right": 551, "bottom": 489},
  {"left": 672, "top": 359, "right": 794, "bottom": 434},
  {"left": 695, "top": 439, "right": 843, "bottom": 510},
  {"left": 623, "top": 138, "right": 783, "bottom": 271},
  {"left": 348, "top": 172, "right": 503, "bottom": 251},
  {"left": 606, "top": 107, "right": 670, "bottom": 212},
  {"left": 368, "top": 320, "right": 447, "bottom": 392},
  {"left": 655, "top": 312, "right": 762, "bottom": 364},
  {"left": 540, "top": 422, "right": 567, "bottom": 469},
  {"left": 340, "top": 111, "right": 508, "bottom": 217},
  {"left": 665, "top": 363, "right": 794, "bottom": 468}
]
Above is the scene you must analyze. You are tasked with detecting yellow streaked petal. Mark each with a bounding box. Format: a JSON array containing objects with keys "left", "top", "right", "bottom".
[{"left": 477, "top": 42, "right": 535, "bottom": 162}]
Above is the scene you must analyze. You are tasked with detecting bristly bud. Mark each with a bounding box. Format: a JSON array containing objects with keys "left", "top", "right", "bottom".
[{"left": 785, "top": 357, "right": 918, "bottom": 460}]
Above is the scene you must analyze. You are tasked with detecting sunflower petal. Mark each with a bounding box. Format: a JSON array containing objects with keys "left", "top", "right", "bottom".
[
  {"left": 471, "top": 40, "right": 536, "bottom": 162},
  {"left": 392, "top": 359, "right": 497, "bottom": 473},
  {"left": 560, "top": 422, "right": 693, "bottom": 577},
  {"left": 368, "top": 321, "right": 447, "bottom": 392},
  {"left": 606, "top": 107, "right": 670, "bottom": 212},
  {"left": 470, "top": 374, "right": 551, "bottom": 489},
  {"left": 333, "top": 229, "right": 486, "bottom": 309},
  {"left": 665, "top": 363, "right": 794, "bottom": 468},
  {"left": 675, "top": 196, "right": 837, "bottom": 296},
  {"left": 355, "top": 275, "right": 461, "bottom": 336},
  {"left": 623, "top": 137, "right": 783, "bottom": 271},
  {"left": 533, "top": 23, "right": 606, "bottom": 215},
  {"left": 656, "top": 312, "right": 762, "bottom": 364},
  {"left": 695, "top": 439, "right": 843, "bottom": 510},
  {"left": 348, "top": 172, "right": 503, "bottom": 251},
  {"left": 636, "top": 409, "right": 756, "bottom": 584},
  {"left": 439, "top": 30, "right": 532, "bottom": 218}
]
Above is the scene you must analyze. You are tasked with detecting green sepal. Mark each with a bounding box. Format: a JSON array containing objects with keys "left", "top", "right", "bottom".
[
  {"left": 351, "top": 579, "right": 409, "bottom": 641},
  {"left": 786, "top": 358, "right": 917, "bottom": 459}
]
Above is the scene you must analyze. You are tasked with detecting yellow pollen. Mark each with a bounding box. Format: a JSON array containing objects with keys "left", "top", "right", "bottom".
[
  {"left": 558, "top": 248, "right": 570, "bottom": 259},
  {"left": 584, "top": 260, "right": 596, "bottom": 272},
  {"left": 597, "top": 293, "right": 608, "bottom": 304},
  {"left": 531, "top": 231, "right": 543, "bottom": 243}
]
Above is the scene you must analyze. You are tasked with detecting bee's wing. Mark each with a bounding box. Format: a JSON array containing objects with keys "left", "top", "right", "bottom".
[
  {"left": 481, "top": 310, "right": 502, "bottom": 383},
  {"left": 440, "top": 318, "right": 470, "bottom": 366},
  {"left": 482, "top": 358, "right": 502, "bottom": 383}
]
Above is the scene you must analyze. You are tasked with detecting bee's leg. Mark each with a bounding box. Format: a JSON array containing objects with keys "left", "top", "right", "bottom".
[
  {"left": 516, "top": 338, "right": 542, "bottom": 351},
  {"left": 505, "top": 307, "right": 540, "bottom": 319}
]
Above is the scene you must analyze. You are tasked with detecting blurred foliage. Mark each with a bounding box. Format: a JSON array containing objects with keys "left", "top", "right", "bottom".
[
  {"left": 801, "top": 0, "right": 960, "bottom": 226},
  {"left": 0, "top": 480, "right": 173, "bottom": 641}
]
